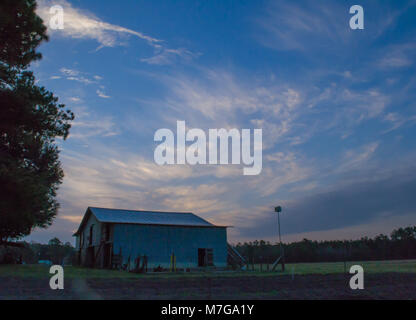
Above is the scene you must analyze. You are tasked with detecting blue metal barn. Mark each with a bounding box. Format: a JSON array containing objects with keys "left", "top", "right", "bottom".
[{"left": 73, "top": 207, "right": 229, "bottom": 270}]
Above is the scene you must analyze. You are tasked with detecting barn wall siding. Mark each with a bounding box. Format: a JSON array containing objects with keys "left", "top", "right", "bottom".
[
  {"left": 77, "top": 213, "right": 102, "bottom": 266},
  {"left": 112, "top": 224, "right": 227, "bottom": 269},
  {"left": 82, "top": 213, "right": 102, "bottom": 247}
]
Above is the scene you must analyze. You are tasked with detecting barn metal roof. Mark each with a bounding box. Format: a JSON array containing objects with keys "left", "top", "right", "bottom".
[{"left": 73, "top": 207, "right": 225, "bottom": 235}]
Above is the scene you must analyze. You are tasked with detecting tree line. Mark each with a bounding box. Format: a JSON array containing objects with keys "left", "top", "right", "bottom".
[
  {"left": 0, "top": 237, "right": 74, "bottom": 265},
  {"left": 233, "top": 226, "right": 416, "bottom": 264}
]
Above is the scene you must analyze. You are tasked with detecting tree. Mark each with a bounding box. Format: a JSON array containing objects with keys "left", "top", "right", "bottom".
[
  {"left": 48, "top": 237, "right": 63, "bottom": 247},
  {"left": 0, "top": 0, "right": 74, "bottom": 242},
  {"left": 47, "top": 237, "right": 73, "bottom": 264}
]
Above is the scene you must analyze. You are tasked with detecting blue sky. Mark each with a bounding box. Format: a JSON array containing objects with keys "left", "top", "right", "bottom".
[{"left": 26, "top": 0, "right": 416, "bottom": 244}]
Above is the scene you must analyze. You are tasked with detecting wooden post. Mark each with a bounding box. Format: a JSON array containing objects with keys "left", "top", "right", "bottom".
[{"left": 170, "top": 253, "right": 176, "bottom": 272}]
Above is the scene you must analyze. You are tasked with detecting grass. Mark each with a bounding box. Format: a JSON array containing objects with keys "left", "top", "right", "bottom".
[
  {"left": 253, "top": 259, "right": 416, "bottom": 275},
  {"left": 0, "top": 264, "right": 138, "bottom": 279},
  {"left": 1, "top": 259, "right": 415, "bottom": 279}
]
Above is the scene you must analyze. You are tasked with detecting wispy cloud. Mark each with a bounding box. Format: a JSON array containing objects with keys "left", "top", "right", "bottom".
[
  {"left": 96, "top": 89, "right": 110, "bottom": 99},
  {"left": 29, "top": 1, "right": 416, "bottom": 245},
  {"left": 154, "top": 67, "right": 394, "bottom": 149},
  {"left": 379, "top": 55, "right": 413, "bottom": 68},
  {"left": 59, "top": 67, "right": 96, "bottom": 84},
  {"left": 57, "top": 149, "right": 232, "bottom": 216},
  {"left": 68, "top": 97, "right": 82, "bottom": 103},
  {"left": 60, "top": 215, "right": 83, "bottom": 223},
  {"left": 37, "top": 0, "right": 162, "bottom": 48},
  {"left": 256, "top": 1, "right": 351, "bottom": 51},
  {"left": 230, "top": 160, "right": 416, "bottom": 242},
  {"left": 57, "top": 67, "right": 113, "bottom": 100},
  {"left": 256, "top": 0, "right": 409, "bottom": 53},
  {"left": 377, "top": 43, "right": 415, "bottom": 68},
  {"left": 36, "top": 0, "right": 198, "bottom": 65},
  {"left": 67, "top": 106, "right": 119, "bottom": 139},
  {"left": 338, "top": 142, "right": 379, "bottom": 172},
  {"left": 141, "top": 48, "right": 200, "bottom": 66},
  {"left": 383, "top": 112, "right": 416, "bottom": 133},
  {"left": 157, "top": 69, "right": 303, "bottom": 149}
]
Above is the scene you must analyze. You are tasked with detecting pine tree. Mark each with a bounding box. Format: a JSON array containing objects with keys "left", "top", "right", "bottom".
[{"left": 0, "top": 0, "right": 74, "bottom": 241}]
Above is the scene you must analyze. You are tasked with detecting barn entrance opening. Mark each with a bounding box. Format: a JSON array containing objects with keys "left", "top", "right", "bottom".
[
  {"left": 86, "top": 224, "right": 95, "bottom": 267},
  {"left": 87, "top": 247, "right": 95, "bottom": 267},
  {"left": 198, "top": 248, "right": 214, "bottom": 267},
  {"left": 103, "top": 243, "right": 112, "bottom": 268}
]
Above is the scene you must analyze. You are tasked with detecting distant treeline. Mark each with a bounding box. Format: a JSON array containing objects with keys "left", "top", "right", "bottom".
[
  {"left": 0, "top": 237, "right": 74, "bottom": 265},
  {"left": 234, "top": 226, "right": 416, "bottom": 264}
]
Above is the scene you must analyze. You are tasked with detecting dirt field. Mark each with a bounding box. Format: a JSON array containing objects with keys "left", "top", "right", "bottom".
[
  {"left": 85, "top": 273, "right": 416, "bottom": 300},
  {"left": 1, "top": 264, "right": 416, "bottom": 299}
]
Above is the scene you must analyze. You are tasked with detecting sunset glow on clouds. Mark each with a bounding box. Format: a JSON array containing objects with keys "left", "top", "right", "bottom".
[{"left": 26, "top": 0, "right": 416, "bottom": 244}]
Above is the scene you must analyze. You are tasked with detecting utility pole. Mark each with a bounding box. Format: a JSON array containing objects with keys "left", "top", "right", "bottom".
[{"left": 272, "top": 206, "right": 285, "bottom": 271}]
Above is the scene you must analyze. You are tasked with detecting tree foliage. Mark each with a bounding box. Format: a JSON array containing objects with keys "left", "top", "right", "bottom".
[
  {"left": 0, "top": 0, "right": 74, "bottom": 241},
  {"left": 234, "top": 225, "right": 416, "bottom": 264},
  {"left": 0, "top": 238, "right": 74, "bottom": 264}
]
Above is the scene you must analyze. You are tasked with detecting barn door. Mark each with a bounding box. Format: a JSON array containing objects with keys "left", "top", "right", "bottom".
[
  {"left": 103, "top": 243, "right": 112, "bottom": 268},
  {"left": 198, "top": 248, "right": 214, "bottom": 267},
  {"left": 198, "top": 248, "right": 206, "bottom": 266}
]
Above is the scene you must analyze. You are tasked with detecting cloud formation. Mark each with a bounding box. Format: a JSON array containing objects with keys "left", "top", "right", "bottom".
[
  {"left": 96, "top": 89, "right": 110, "bottom": 99},
  {"left": 27, "top": 1, "right": 416, "bottom": 245},
  {"left": 36, "top": 0, "right": 198, "bottom": 65},
  {"left": 37, "top": 0, "right": 161, "bottom": 48},
  {"left": 235, "top": 164, "right": 416, "bottom": 240}
]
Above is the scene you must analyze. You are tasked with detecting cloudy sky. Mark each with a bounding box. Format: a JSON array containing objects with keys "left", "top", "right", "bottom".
[{"left": 26, "top": 0, "right": 416, "bottom": 244}]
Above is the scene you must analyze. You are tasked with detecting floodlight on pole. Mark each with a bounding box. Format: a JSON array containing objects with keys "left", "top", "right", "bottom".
[{"left": 272, "top": 205, "right": 285, "bottom": 272}]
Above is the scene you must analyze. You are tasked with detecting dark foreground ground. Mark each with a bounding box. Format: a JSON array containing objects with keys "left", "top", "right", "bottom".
[{"left": 1, "top": 272, "right": 415, "bottom": 300}]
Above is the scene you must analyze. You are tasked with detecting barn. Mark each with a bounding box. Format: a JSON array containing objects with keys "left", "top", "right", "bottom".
[{"left": 73, "top": 207, "right": 229, "bottom": 271}]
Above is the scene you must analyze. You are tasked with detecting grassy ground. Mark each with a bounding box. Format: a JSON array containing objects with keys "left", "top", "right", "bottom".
[
  {"left": 1, "top": 260, "right": 415, "bottom": 299},
  {"left": 248, "top": 259, "right": 416, "bottom": 275},
  {"left": 1, "top": 259, "right": 414, "bottom": 279}
]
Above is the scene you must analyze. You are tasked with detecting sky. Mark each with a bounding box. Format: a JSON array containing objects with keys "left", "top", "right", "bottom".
[{"left": 25, "top": 0, "right": 416, "bottom": 245}]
